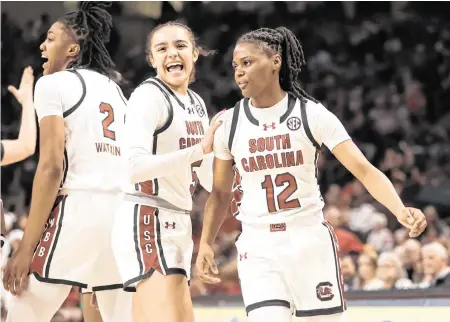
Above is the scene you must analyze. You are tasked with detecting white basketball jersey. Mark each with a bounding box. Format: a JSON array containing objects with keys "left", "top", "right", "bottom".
[
  {"left": 123, "top": 78, "right": 210, "bottom": 211},
  {"left": 215, "top": 94, "right": 351, "bottom": 224},
  {"left": 34, "top": 69, "right": 127, "bottom": 193}
]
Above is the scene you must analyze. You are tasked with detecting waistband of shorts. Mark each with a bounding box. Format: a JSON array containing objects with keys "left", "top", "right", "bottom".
[
  {"left": 124, "top": 193, "right": 190, "bottom": 215},
  {"left": 59, "top": 188, "right": 122, "bottom": 196},
  {"left": 241, "top": 212, "right": 324, "bottom": 233}
]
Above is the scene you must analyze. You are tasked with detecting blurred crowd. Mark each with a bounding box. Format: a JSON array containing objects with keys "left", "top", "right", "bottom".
[{"left": 1, "top": 1, "right": 450, "bottom": 321}]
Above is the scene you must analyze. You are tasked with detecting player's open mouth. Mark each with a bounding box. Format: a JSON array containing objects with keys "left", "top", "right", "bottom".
[
  {"left": 41, "top": 55, "right": 49, "bottom": 69},
  {"left": 166, "top": 62, "right": 184, "bottom": 73}
]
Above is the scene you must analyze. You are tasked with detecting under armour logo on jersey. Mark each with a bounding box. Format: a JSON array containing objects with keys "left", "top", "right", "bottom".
[
  {"left": 263, "top": 122, "right": 276, "bottom": 131},
  {"left": 287, "top": 116, "right": 301, "bottom": 131},
  {"left": 164, "top": 222, "right": 176, "bottom": 229},
  {"left": 239, "top": 252, "right": 248, "bottom": 261},
  {"left": 187, "top": 107, "right": 195, "bottom": 114}
]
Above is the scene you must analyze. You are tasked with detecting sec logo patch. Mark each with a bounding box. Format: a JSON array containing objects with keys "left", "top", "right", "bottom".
[{"left": 287, "top": 116, "right": 301, "bottom": 131}]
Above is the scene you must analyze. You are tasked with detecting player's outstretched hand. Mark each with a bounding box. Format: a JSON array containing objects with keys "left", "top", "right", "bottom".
[
  {"left": 200, "top": 110, "right": 226, "bottom": 154},
  {"left": 196, "top": 243, "right": 221, "bottom": 284},
  {"left": 2, "top": 247, "right": 33, "bottom": 297},
  {"left": 8, "top": 66, "right": 35, "bottom": 106},
  {"left": 396, "top": 207, "right": 427, "bottom": 238}
]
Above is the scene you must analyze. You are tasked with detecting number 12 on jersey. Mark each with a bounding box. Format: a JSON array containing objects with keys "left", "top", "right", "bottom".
[{"left": 261, "top": 172, "right": 301, "bottom": 213}]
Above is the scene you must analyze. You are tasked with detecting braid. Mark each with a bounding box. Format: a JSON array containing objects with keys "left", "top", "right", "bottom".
[
  {"left": 238, "top": 27, "right": 318, "bottom": 103},
  {"left": 59, "top": 1, "right": 116, "bottom": 77}
]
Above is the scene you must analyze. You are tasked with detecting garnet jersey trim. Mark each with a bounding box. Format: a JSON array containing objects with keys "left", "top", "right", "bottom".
[{"left": 63, "top": 70, "right": 87, "bottom": 118}]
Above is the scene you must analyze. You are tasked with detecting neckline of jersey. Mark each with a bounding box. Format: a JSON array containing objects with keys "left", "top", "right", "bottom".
[{"left": 243, "top": 92, "right": 297, "bottom": 126}]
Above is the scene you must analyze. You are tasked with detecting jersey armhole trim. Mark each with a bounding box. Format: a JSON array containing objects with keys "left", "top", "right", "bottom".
[
  {"left": 300, "top": 99, "right": 321, "bottom": 150},
  {"left": 116, "top": 86, "right": 127, "bottom": 106},
  {"left": 140, "top": 80, "right": 174, "bottom": 136},
  {"left": 63, "top": 70, "right": 87, "bottom": 118},
  {"left": 152, "top": 77, "right": 187, "bottom": 109},
  {"left": 228, "top": 101, "right": 241, "bottom": 152},
  {"left": 280, "top": 92, "right": 297, "bottom": 123}
]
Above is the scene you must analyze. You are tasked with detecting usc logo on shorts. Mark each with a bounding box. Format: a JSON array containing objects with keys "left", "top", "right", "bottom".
[{"left": 316, "top": 282, "right": 334, "bottom": 301}]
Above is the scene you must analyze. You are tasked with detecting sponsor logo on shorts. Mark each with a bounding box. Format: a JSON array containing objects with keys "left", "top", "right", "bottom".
[
  {"left": 239, "top": 252, "right": 248, "bottom": 261},
  {"left": 316, "top": 282, "right": 334, "bottom": 301},
  {"left": 164, "top": 221, "right": 176, "bottom": 229}
]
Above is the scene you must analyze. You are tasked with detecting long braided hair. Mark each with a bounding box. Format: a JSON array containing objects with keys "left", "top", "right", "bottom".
[
  {"left": 238, "top": 27, "right": 318, "bottom": 103},
  {"left": 59, "top": 1, "right": 116, "bottom": 78}
]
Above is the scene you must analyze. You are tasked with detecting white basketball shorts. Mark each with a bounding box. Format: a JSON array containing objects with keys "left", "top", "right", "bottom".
[
  {"left": 30, "top": 192, "right": 123, "bottom": 292},
  {"left": 236, "top": 213, "right": 347, "bottom": 318},
  {"left": 112, "top": 200, "right": 193, "bottom": 289}
]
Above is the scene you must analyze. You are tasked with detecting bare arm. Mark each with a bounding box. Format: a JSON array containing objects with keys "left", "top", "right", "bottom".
[
  {"left": 124, "top": 85, "right": 223, "bottom": 184},
  {"left": 19, "top": 116, "right": 65, "bottom": 254},
  {"left": 1, "top": 67, "right": 36, "bottom": 166},
  {"left": 200, "top": 157, "right": 235, "bottom": 246},
  {"left": 332, "top": 140, "right": 406, "bottom": 217}
]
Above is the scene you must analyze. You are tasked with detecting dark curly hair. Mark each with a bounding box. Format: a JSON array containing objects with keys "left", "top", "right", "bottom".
[
  {"left": 238, "top": 27, "right": 317, "bottom": 103},
  {"left": 59, "top": 1, "right": 116, "bottom": 78}
]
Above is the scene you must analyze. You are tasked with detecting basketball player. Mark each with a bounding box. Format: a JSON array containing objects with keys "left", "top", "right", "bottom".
[
  {"left": 1, "top": 66, "right": 36, "bottom": 167},
  {"left": 2, "top": 2, "right": 131, "bottom": 322},
  {"left": 1, "top": 66, "right": 36, "bottom": 249},
  {"left": 196, "top": 27, "right": 428, "bottom": 322},
  {"left": 112, "top": 21, "right": 221, "bottom": 322}
]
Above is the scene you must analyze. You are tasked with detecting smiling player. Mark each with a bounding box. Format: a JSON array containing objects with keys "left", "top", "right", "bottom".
[
  {"left": 196, "top": 27, "right": 427, "bottom": 322},
  {"left": 112, "top": 21, "right": 220, "bottom": 322}
]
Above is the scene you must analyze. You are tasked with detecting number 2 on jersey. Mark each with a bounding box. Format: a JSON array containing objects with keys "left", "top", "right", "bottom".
[
  {"left": 99, "top": 103, "right": 116, "bottom": 141},
  {"left": 261, "top": 173, "right": 300, "bottom": 213}
]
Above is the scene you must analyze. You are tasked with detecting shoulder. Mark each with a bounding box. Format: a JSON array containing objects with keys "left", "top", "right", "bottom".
[
  {"left": 35, "top": 70, "right": 84, "bottom": 95},
  {"left": 303, "top": 98, "right": 331, "bottom": 118},
  {"left": 303, "top": 98, "right": 344, "bottom": 130},
  {"left": 218, "top": 106, "right": 237, "bottom": 124},
  {"left": 131, "top": 78, "right": 168, "bottom": 101}
]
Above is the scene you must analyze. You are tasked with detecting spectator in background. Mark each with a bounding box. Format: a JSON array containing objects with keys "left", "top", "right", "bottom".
[
  {"left": 324, "top": 206, "right": 364, "bottom": 255},
  {"left": 403, "top": 239, "right": 423, "bottom": 283},
  {"left": 367, "top": 212, "right": 394, "bottom": 253},
  {"left": 357, "top": 252, "right": 383, "bottom": 290},
  {"left": 421, "top": 205, "right": 450, "bottom": 243},
  {"left": 394, "top": 228, "right": 409, "bottom": 246},
  {"left": 375, "top": 252, "right": 414, "bottom": 290},
  {"left": 346, "top": 180, "right": 378, "bottom": 236},
  {"left": 341, "top": 255, "right": 358, "bottom": 291},
  {"left": 421, "top": 242, "right": 450, "bottom": 287}
]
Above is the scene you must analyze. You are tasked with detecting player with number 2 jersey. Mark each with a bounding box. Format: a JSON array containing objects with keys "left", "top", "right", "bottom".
[{"left": 2, "top": 3, "right": 131, "bottom": 322}]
